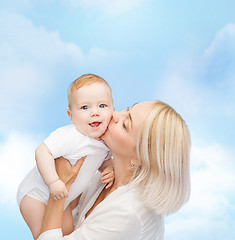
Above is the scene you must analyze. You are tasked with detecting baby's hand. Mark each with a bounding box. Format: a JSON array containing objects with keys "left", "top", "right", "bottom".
[
  {"left": 101, "top": 167, "right": 114, "bottom": 189},
  {"left": 49, "top": 179, "right": 69, "bottom": 200}
]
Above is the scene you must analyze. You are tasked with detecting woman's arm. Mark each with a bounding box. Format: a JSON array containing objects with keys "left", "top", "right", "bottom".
[
  {"left": 39, "top": 190, "right": 142, "bottom": 240},
  {"left": 40, "top": 157, "right": 86, "bottom": 235},
  {"left": 40, "top": 195, "right": 66, "bottom": 233}
]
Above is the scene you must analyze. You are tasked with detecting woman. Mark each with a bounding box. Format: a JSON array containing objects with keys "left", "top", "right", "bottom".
[{"left": 38, "top": 100, "right": 191, "bottom": 240}]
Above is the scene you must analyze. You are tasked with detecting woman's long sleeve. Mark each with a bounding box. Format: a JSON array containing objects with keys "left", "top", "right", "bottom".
[
  {"left": 37, "top": 186, "right": 164, "bottom": 240},
  {"left": 38, "top": 204, "right": 140, "bottom": 240}
]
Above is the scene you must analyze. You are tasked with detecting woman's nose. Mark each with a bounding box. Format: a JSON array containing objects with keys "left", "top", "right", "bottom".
[
  {"left": 112, "top": 110, "right": 126, "bottom": 123},
  {"left": 112, "top": 111, "right": 119, "bottom": 123}
]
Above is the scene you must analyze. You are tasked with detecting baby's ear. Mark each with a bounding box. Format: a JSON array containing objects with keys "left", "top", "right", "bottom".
[{"left": 67, "top": 109, "right": 73, "bottom": 123}]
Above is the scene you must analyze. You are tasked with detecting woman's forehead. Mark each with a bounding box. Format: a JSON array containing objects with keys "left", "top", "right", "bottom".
[
  {"left": 129, "top": 101, "right": 153, "bottom": 128},
  {"left": 130, "top": 101, "right": 153, "bottom": 113}
]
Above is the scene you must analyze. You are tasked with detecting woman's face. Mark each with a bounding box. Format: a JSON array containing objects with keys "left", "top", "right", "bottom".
[{"left": 101, "top": 101, "right": 153, "bottom": 159}]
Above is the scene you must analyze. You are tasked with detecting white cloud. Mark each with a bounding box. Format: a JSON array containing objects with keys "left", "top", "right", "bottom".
[
  {"left": 155, "top": 56, "right": 202, "bottom": 117},
  {"left": 63, "top": 0, "right": 146, "bottom": 16},
  {"left": 0, "top": 11, "right": 122, "bottom": 133},
  {"left": 203, "top": 23, "right": 235, "bottom": 60},
  {"left": 0, "top": 10, "right": 84, "bottom": 69},
  {"left": 157, "top": 24, "right": 235, "bottom": 240},
  {"left": 165, "top": 144, "right": 235, "bottom": 240},
  {"left": 0, "top": 131, "right": 41, "bottom": 205},
  {"left": 200, "top": 23, "right": 235, "bottom": 99},
  {"left": 156, "top": 23, "right": 235, "bottom": 120},
  {"left": 0, "top": 11, "right": 84, "bottom": 131}
]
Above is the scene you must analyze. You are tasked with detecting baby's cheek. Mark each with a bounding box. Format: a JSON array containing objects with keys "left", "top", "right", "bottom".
[{"left": 105, "top": 112, "right": 113, "bottom": 120}]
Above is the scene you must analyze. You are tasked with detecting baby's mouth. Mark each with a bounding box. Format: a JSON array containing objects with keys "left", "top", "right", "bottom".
[{"left": 89, "top": 122, "right": 101, "bottom": 128}]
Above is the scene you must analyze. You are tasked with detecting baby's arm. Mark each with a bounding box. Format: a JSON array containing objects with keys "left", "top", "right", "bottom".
[
  {"left": 99, "top": 159, "right": 114, "bottom": 189},
  {"left": 35, "top": 143, "right": 68, "bottom": 200}
]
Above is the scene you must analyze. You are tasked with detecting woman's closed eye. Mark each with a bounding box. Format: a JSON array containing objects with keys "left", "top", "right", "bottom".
[
  {"left": 122, "top": 109, "right": 132, "bottom": 131},
  {"left": 122, "top": 118, "right": 130, "bottom": 131}
]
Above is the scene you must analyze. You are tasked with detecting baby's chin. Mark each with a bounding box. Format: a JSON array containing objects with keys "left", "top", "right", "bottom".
[
  {"left": 100, "top": 128, "right": 109, "bottom": 142},
  {"left": 74, "top": 124, "right": 105, "bottom": 140},
  {"left": 87, "top": 130, "right": 107, "bottom": 141}
]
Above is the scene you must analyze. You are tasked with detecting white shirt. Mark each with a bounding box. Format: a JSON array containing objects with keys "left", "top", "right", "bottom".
[
  {"left": 37, "top": 172, "right": 164, "bottom": 240},
  {"left": 17, "top": 124, "right": 110, "bottom": 209}
]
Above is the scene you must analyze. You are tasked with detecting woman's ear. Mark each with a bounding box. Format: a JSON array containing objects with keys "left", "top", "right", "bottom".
[
  {"left": 67, "top": 109, "right": 73, "bottom": 123},
  {"left": 130, "top": 157, "right": 141, "bottom": 168}
]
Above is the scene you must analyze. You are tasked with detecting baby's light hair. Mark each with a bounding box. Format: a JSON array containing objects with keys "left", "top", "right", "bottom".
[
  {"left": 68, "top": 74, "right": 112, "bottom": 109},
  {"left": 132, "top": 100, "right": 191, "bottom": 215}
]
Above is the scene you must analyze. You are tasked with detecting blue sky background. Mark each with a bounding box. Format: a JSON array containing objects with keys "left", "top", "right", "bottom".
[{"left": 0, "top": 0, "right": 235, "bottom": 239}]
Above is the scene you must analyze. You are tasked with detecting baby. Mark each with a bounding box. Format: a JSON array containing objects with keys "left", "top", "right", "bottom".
[{"left": 17, "top": 74, "right": 115, "bottom": 239}]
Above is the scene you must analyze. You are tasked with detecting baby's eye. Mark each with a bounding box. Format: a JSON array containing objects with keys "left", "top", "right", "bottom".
[
  {"left": 122, "top": 122, "right": 127, "bottom": 130},
  {"left": 99, "top": 104, "right": 107, "bottom": 108},
  {"left": 81, "top": 105, "right": 89, "bottom": 110}
]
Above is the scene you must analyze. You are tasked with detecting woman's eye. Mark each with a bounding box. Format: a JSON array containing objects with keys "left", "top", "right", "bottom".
[
  {"left": 99, "top": 104, "right": 106, "bottom": 108},
  {"left": 81, "top": 106, "right": 89, "bottom": 110}
]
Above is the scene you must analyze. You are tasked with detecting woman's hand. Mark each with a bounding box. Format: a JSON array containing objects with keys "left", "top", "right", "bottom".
[
  {"left": 55, "top": 156, "right": 86, "bottom": 192},
  {"left": 40, "top": 156, "right": 86, "bottom": 235}
]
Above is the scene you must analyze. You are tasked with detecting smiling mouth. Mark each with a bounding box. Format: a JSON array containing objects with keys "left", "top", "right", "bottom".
[{"left": 89, "top": 122, "right": 101, "bottom": 128}]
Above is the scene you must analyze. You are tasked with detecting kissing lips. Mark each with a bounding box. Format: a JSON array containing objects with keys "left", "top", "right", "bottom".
[{"left": 89, "top": 122, "right": 101, "bottom": 128}]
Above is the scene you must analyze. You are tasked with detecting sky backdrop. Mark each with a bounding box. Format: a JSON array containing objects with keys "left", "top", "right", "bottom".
[{"left": 0, "top": 0, "right": 235, "bottom": 239}]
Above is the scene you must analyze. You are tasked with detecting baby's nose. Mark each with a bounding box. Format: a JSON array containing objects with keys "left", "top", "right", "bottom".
[{"left": 91, "top": 107, "right": 100, "bottom": 116}]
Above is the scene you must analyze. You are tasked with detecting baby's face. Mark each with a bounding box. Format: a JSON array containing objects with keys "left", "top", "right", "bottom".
[{"left": 68, "top": 82, "right": 114, "bottom": 140}]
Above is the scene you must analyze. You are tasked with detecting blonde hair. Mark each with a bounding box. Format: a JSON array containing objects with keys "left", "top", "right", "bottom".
[
  {"left": 68, "top": 74, "right": 112, "bottom": 109},
  {"left": 132, "top": 100, "right": 191, "bottom": 215}
]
